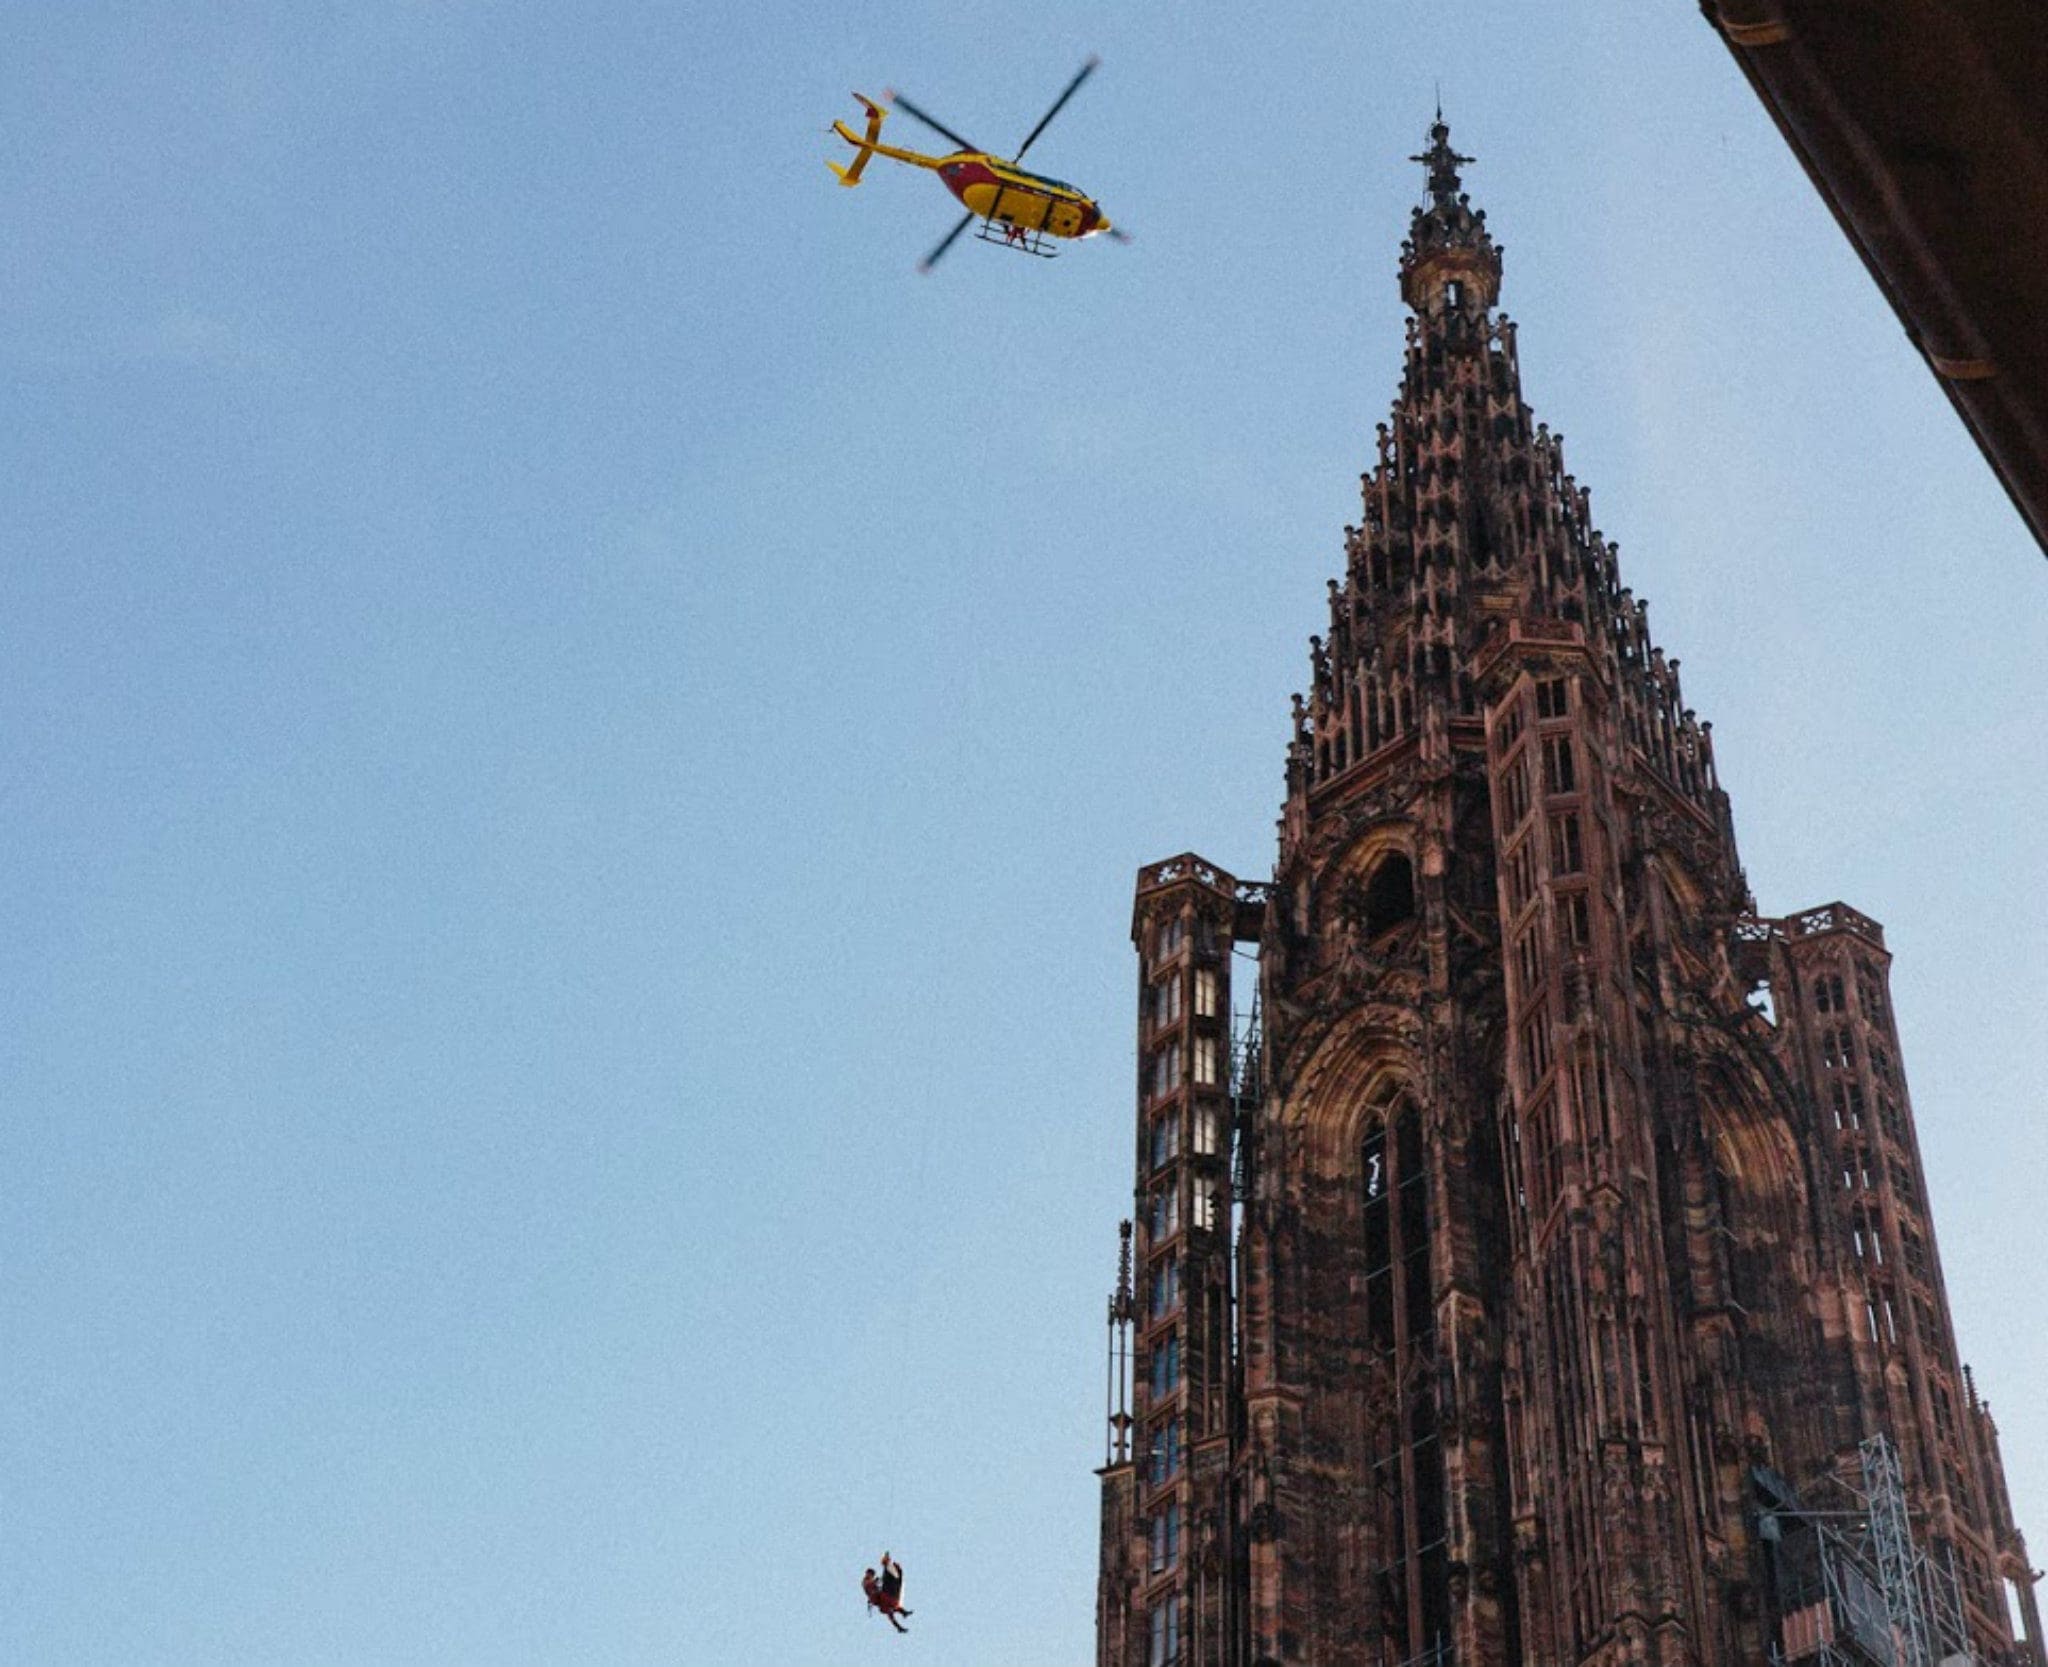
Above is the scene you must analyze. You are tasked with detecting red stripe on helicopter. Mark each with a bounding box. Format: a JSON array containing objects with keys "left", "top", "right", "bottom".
[{"left": 939, "top": 160, "right": 1001, "bottom": 203}]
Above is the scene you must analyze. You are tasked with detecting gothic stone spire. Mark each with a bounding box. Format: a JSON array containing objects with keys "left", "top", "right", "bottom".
[{"left": 1282, "top": 113, "right": 1729, "bottom": 884}]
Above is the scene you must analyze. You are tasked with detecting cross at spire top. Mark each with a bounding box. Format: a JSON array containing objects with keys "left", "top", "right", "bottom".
[{"left": 1410, "top": 115, "right": 1473, "bottom": 208}]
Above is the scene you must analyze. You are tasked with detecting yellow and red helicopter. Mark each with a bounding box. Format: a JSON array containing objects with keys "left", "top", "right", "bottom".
[{"left": 828, "top": 58, "right": 1127, "bottom": 271}]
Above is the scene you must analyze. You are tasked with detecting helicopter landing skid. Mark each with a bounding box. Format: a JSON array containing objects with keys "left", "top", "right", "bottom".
[{"left": 976, "top": 220, "right": 1058, "bottom": 258}]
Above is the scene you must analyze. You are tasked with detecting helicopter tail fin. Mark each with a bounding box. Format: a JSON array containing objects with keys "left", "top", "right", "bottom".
[{"left": 827, "top": 95, "right": 888, "bottom": 186}]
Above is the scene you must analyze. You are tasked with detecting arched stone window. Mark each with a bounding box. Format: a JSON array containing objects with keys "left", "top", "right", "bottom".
[
  {"left": 1697, "top": 1078, "right": 1820, "bottom": 1479},
  {"left": 1363, "top": 852, "right": 1417, "bottom": 940}
]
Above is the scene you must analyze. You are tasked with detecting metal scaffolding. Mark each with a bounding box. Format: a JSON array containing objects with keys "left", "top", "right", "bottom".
[{"left": 1761, "top": 1433, "right": 1979, "bottom": 1667}]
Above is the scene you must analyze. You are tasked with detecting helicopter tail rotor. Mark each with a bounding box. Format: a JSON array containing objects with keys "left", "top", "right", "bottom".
[{"left": 827, "top": 94, "right": 889, "bottom": 186}]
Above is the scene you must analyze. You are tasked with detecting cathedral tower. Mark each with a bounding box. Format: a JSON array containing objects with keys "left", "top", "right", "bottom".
[{"left": 1094, "top": 120, "right": 2042, "bottom": 1667}]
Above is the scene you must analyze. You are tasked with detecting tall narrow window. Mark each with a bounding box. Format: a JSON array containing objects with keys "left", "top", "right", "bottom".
[
  {"left": 1504, "top": 1114, "right": 1528, "bottom": 1216},
  {"left": 1150, "top": 1047, "right": 1182, "bottom": 1098},
  {"left": 1363, "top": 1101, "right": 1449, "bottom": 1658},
  {"left": 1146, "top": 1416, "right": 1182, "bottom": 1486},
  {"left": 1522, "top": 1009, "right": 1554, "bottom": 1082},
  {"left": 1577, "top": 1056, "right": 1612, "bottom": 1145},
  {"left": 1562, "top": 892, "right": 1592, "bottom": 949},
  {"left": 1148, "top": 1330, "right": 1181, "bottom": 1399},
  {"left": 1494, "top": 700, "right": 1524, "bottom": 753},
  {"left": 1150, "top": 977, "right": 1181, "bottom": 1029},
  {"left": 1500, "top": 753, "right": 1531, "bottom": 828},
  {"left": 1543, "top": 734, "right": 1578, "bottom": 794},
  {"left": 1148, "top": 1502, "right": 1182, "bottom": 1574},
  {"left": 1634, "top": 1318, "right": 1657, "bottom": 1429},
  {"left": 1193, "top": 966, "right": 1218, "bottom": 1018},
  {"left": 1503, "top": 839, "right": 1528, "bottom": 914},
  {"left": 1149, "top": 1113, "right": 1180, "bottom": 1171},
  {"left": 1363, "top": 1122, "right": 1394, "bottom": 1352},
  {"left": 1148, "top": 1255, "right": 1181, "bottom": 1321},
  {"left": 1193, "top": 1036, "right": 1218, "bottom": 1087},
  {"left": 1501, "top": 837, "right": 1540, "bottom": 918},
  {"left": 1915, "top": 1295, "right": 1944, "bottom": 1352},
  {"left": 1147, "top": 1595, "right": 1182, "bottom": 1667},
  {"left": 1551, "top": 813, "right": 1584, "bottom": 874}
]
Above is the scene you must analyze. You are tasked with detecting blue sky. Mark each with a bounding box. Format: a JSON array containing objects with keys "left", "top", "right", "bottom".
[{"left": 4, "top": 5, "right": 2043, "bottom": 1664}]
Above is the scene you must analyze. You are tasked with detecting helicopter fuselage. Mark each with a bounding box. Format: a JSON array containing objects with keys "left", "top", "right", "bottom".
[{"left": 934, "top": 155, "right": 1104, "bottom": 239}]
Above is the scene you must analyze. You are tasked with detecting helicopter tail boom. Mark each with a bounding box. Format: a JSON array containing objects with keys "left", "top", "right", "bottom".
[{"left": 828, "top": 95, "right": 949, "bottom": 184}]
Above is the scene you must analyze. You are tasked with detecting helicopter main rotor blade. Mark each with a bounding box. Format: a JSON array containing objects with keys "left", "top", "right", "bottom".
[
  {"left": 1013, "top": 55, "right": 1099, "bottom": 162},
  {"left": 918, "top": 212, "right": 976, "bottom": 273},
  {"left": 883, "top": 89, "right": 980, "bottom": 154}
]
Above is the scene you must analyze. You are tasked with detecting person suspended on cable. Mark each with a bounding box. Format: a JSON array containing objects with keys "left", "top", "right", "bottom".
[
  {"left": 881, "top": 1553, "right": 908, "bottom": 1613},
  {"left": 862, "top": 1552, "right": 912, "bottom": 1632},
  {"left": 861, "top": 1563, "right": 909, "bottom": 1633}
]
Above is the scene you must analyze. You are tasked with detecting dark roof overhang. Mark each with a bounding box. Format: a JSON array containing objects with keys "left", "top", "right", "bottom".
[{"left": 1703, "top": 0, "right": 2048, "bottom": 560}]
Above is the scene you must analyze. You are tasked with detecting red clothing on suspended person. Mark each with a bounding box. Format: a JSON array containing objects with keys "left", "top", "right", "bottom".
[{"left": 862, "top": 1566, "right": 909, "bottom": 1632}]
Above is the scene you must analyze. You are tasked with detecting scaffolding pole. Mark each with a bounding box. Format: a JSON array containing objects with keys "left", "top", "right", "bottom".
[{"left": 1865, "top": 1434, "right": 1938, "bottom": 1667}]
